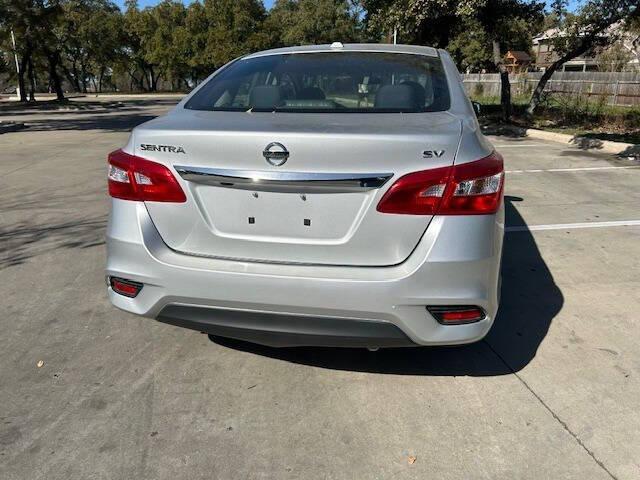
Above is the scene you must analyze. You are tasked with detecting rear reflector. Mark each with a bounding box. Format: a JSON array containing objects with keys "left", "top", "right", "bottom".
[
  {"left": 109, "top": 277, "right": 143, "bottom": 298},
  {"left": 108, "top": 149, "right": 186, "bottom": 202},
  {"left": 428, "top": 306, "right": 486, "bottom": 325},
  {"left": 377, "top": 152, "right": 504, "bottom": 215}
]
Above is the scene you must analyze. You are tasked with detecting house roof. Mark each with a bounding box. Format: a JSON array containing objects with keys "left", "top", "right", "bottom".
[
  {"left": 533, "top": 28, "right": 560, "bottom": 43},
  {"left": 506, "top": 50, "right": 532, "bottom": 61},
  {"left": 533, "top": 23, "right": 621, "bottom": 44}
]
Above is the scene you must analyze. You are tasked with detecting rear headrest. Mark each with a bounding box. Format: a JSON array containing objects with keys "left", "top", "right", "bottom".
[
  {"left": 400, "top": 81, "right": 426, "bottom": 108},
  {"left": 297, "top": 87, "right": 326, "bottom": 100},
  {"left": 249, "top": 85, "right": 283, "bottom": 109},
  {"left": 374, "top": 84, "right": 422, "bottom": 110}
]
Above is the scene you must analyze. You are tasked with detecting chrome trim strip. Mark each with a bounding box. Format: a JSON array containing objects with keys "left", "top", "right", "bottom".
[{"left": 174, "top": 166, "right": 393, "bottom": 193}]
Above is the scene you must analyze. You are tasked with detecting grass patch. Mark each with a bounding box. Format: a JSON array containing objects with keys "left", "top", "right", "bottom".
[{"left": 471, "top": 94, "right": 640, "bottom": 144}]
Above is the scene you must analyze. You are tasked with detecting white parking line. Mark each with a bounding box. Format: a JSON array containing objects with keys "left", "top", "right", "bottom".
[
  {"left": 494, "top": 143, "right": 546, "bottom": 148},
  {"left": 506, "top": 165, "right": 640, "bottom": 174},
  {"left": 506, "top": 220, "right": 640, "bottom": 232}
]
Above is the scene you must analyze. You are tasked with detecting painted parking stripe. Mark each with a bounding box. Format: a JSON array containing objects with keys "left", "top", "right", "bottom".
[
  {"left": 494, "top": 143, "right": 546, "bottom": 148},
  {"left": 506, "top": 220, "right": 640, "bottom": 232},
  {"left": 506, "top": 165, "right": 640, "bottom": 174}
]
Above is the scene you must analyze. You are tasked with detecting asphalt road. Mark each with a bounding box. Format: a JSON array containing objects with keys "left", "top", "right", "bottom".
[{"left": 1, "top": 97, "right": 639, "bottom": 480}]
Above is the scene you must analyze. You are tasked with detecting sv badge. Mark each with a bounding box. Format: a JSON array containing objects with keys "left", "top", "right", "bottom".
[{"left": 423, "top": 150, "right": 445, "bottom": 158}]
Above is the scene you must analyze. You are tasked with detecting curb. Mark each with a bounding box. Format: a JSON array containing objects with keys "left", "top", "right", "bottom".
[
  {"left": 483, "top": 124, "right": 638, "bottom": 158},
  {"left": 0, "top": 121, "right": 25, "bottom": 134},
  {"left": 525, "top": 128, "right": 637, "bottom": 157}
]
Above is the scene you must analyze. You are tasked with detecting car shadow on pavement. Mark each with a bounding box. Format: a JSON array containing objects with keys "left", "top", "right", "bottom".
[
  {"left": 13, "top": 114, "right": 160, "bottom": 133},
  {"left": 0, "top": 218, "right": 106, "bottom": 269},
  {"left": 209, "top": 196, "right": 564, "bottom": 376},
  {"left": 0, "top": 99, "right": 179, "bottom": 132}
]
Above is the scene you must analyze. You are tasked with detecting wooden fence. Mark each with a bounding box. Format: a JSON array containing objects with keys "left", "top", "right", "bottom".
[{"left": 462, "top": 72, "right": 640, "bottom": 107}]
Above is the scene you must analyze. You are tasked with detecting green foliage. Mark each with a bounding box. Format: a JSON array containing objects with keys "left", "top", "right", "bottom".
[
  {"left": 0, "top": 0, "right": 367, "bottom": 95},
  {"left": 3, "top": 0, "right": 634, "bottom": 99},
  {"left": 527, "top": 0, "right": 639, "bottom": 115},
  {"left": 595, "top": 42, "right": 634, "bottom": 71},
  {"left": 364, "top": 0, "right": 543, "bottom": 72},
  {"left": 58, "top": 0, "right": 125, "bottom": 91},
  {"left": 139, "top": 1, "right": 190, "bottom": 86},
  {"left": 472, "top": 82, "right": 485, "bottom": 97},
  {"left": 446, "top": 19, "right": 494, "bottom": 72},
  {"left": 202, "top": 0, "right": 269, "bottom": 67},
  {"left": 267, "top": 0, "right": 361, "bottom": 46},
  {"left": 552, "top": 90, "right": 609, "bottom": 124}
]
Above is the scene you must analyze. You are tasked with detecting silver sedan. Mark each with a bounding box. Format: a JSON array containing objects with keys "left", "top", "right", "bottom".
[{"left": 106, "top": 43, "right": 504, "bottom": 348}]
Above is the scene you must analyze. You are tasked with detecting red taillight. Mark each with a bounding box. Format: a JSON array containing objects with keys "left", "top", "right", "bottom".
[
  {"left": 108, "top": 149, "right": 186, "bottom": 202},
  {"left": 428, "top": 306, "right": 486, "bottom": 325},
  {"left": 110, "top": 277, "right": 143, "bottom": 298},
  {"left": 376, "top": 165, "right": 451, "bottom": 215},
  {"left": 376, "top": 152, "right": 504, "bottom": 215},
  {"left": 439, "top": 153, "right": 504, "bottom": 215}
]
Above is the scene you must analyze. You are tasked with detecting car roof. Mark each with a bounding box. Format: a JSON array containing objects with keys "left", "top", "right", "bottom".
[{"left": 243, "top": 43, "right": 439, "bottom": 59}]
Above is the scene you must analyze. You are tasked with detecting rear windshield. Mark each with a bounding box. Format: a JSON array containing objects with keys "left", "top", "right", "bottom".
[{"left": 185, "top": 52, "right": 450, "bottom": 113}]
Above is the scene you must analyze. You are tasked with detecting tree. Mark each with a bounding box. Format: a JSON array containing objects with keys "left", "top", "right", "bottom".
[
  {"left": 0, "top": 0, "right": 69, "bottom": 101},
  {"left": 363, "top": 0, "right": 459, "bottom": 47},
  {"left": 527, "top": 0, "right": 640, "bottom": 115},
  {"left": 0, "top": 0, "right": 41, "bottom": 101},
  {"left": 476, "top": 1, "right": 543, "bottom": 120},
  {"left": 364, "top": 0, "right": 543, "bottom": 120},
  {"left": 267, "top": 0, "right": 361, "bottom": 46},
  {"left": 596, "top": 41, "right": 633, "bottom": 70},
  {"left": 446, "top": 19, "right": 494, "bottom": 73},
  {"left": 202, "top": 0, "right": 269, "bottom": 68},
  {"left": 85, "top": 5, "right": 126, "bottom": 92},
  {"left": 57, "top": 0, "right": 123, "bottom": 93},
  {"left": 622, "top": 15, "right": 640, "bottom": 68},
  {"left": 182, "top": 2, "right": 210, "bottom": 84},
  {"left": 121, "top": 1, "right": 159, "bottom": 91},
  {"left": 141, "top": 0, "right": 189, "bottom": 90}
]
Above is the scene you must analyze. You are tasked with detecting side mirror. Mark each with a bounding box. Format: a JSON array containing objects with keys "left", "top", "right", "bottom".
[{"left": 472, "top": 101, "right": 481, "bottom": 116}]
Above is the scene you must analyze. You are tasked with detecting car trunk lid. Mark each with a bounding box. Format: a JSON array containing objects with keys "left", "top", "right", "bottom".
[{"left": 137, "top": 110, "right": 461, "bottom": 266}]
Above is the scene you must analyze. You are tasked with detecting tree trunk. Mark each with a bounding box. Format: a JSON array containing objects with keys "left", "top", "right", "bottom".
[
  {"left": 135, "top": 67, "right": 147, "bottom": 91},
  {"left": 98, "top": 66, "right": 106, "bottom": 93},
  {"left": 527, "top": 40, "right": 593, "bottom": 116},
  {"left": 145, "top": 66, "right": 162, "bottom": 92},
  {"left": 526, "top": 65, "right": 556, "bottom": 116},
  {"left": 492, "top": 40, "right": 511, "bottom": 121},
  {"left": 148, "top": 67, "right": 157, "bottom": 91},
  {"left": 45, "top": 50, "right": 65, "bottom": 101},
  {"left": 18, "top": 55, "right": 28, "bottom": 102},
  {"left": 71, "top": 61, "right": 82, "bottom": 92},
  {"left": 127, "top": 71, "right": 142, "bottom": 92},
  {"left": 61, "top": 62, "right": 81, "bottom": 92},
  {"left": 80, "top": 62, "right": 88, "bottom": 93},
  {"left": 27, "top": 55, "right": 36, "bottom": 102}
]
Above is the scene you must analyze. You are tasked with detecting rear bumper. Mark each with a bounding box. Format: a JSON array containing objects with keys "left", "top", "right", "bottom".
[
  {"left": 106, "top": 200, "right": 504, "bottom": 347},
  {"left": 157, "top": 304, "right": 416, "bottom": 347}
]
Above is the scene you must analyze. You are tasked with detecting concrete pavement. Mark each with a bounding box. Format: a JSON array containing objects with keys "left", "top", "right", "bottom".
[{"left": 1, "top": 99, "right": 639, "bottom": 479}]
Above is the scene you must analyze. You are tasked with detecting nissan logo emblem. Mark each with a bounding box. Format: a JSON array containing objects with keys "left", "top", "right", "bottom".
[{"left": 263, "top": 142, "right": 289, "bottom": 166}]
